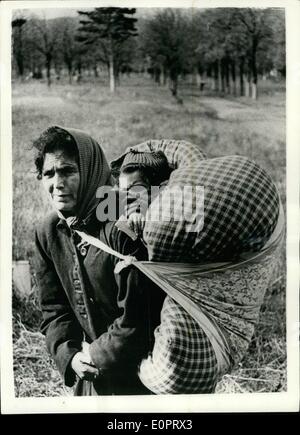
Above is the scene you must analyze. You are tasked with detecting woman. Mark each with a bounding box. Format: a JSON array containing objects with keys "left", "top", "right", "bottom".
[{"left": 33, "top": 126, "right": 165, "bottom": 395}]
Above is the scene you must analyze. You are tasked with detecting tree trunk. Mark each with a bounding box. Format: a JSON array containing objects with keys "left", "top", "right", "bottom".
[
  {"left": 94, "top": 63, "right": 99, "bottom": 78},
  {"left": 37, "top": 65, "right": 43, "bottom": 79},
  {"left": 109, "top": 52, "right": 115, "bottom": 93},
  {"left": 68, "top": 65, "right": 72, "bottom": 84},
  {"left": 16, "top": 26, "right": 24, "bottom": 77},
  {"left": 218, "top": 59, "right": 222, "bottom": 92},
  {"left": 231, "top": 61, "right": 236, "bottom": 96},
  {"left": 221, "top": 59, "right": 226, "bottom": 93},
  {"left": 154, "top": 67, "right": 160, "bottom": 84},
  {"left": 170, "top": 78, "right": 178, "bottom": 97},
  {"left": 251, "top": 82, "right": 257, "bottom": 100},
  {"left": 76, "top": 62, "right": 82, "bottom": 82},
  {"left": 170, "top": 69, "right": 178, "bottom": 97},
  {"left": 196, "top": 71, "right": 202, "bottom": 88},
  {"left": 160, "top": 65, "right": 165, "bottom": 86},
  {"left": 245, "top": 74, "right": 250, "bottom": 97},
  {"left": 225, "top": 59, "right": 230, "bottom": 94},
  {"left": 251, "top": 41, "right": 258, "bottom": 100},
  {"left": 239, "top": 58, "right": 244, "bottom": 96},
  {"left": 163, "top": 68, "right": 168, "bottom": 86},
  {"left": 115, "top": 67, "right": 120, "bottom": 86},
  {"left": 30, "top": 58, "right": 35, "bottom": 77},
  {"left": 246, "top": 59, "right": 252, "bottom": 98},
  {"left": 212, "top": 62, "right": 218, "bottom": 91},
  {"left": 16, "top": 54, "right": 24, "bottom": 77},
  {"left": 46, "top": 54, "right": 51, "bottom": 87},
  {"left": 54, "top": 64, "right": 61, "bottom": 81}
]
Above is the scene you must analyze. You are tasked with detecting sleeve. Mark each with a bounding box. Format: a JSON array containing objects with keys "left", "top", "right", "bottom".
[
  {"left": 89, "top": 225, "right": 165, "bottom": 373},
  {"left": 34, "top": 229, "right": 83, "bottom": 387}
]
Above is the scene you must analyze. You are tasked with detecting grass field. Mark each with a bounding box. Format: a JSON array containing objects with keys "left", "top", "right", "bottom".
[{"left": 12, "top": 75, "right": 286, "bottom": 396}]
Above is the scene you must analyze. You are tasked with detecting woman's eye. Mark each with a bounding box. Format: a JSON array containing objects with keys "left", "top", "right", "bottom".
[
  {"left": 43, "top": 170, "right": 54, "bottom": 178},
  {"left": 63, "top": 167, "right": 77, "bottom": 175}
]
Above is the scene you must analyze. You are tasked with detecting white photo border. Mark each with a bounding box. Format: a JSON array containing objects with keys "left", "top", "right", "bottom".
[{"left": 1, "top": 0, "right": 299, "bottom": 414}]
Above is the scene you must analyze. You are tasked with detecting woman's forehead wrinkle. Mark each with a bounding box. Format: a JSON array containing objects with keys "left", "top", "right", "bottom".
[{"left": 44, "top": 153, "right": 78, "bottom": 169}]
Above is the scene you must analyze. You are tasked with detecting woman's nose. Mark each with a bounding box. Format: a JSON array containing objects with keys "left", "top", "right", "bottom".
[{"left": 53, "top": 172, "right": 65, "bottom": 189}]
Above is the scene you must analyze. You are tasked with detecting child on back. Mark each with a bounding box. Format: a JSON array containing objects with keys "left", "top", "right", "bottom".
[{"left": 117, "top": 150, "right": 171, "bottom": 237}]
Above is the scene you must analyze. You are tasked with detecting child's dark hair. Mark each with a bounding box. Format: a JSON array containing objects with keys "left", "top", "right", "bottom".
[{"left": 33, "top": 126, "right": 78, "bottom": 180}]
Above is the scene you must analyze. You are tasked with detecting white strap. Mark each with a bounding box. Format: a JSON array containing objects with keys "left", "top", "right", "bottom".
[{"left": 76, "top": 230, "right": 129, "bottom": 261}]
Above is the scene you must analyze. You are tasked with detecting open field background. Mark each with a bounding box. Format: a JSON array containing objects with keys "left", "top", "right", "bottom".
[{"left": 12, "top": 76, "right": 286, "bottom": 396}]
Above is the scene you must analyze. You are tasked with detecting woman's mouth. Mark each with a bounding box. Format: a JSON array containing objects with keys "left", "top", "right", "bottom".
[{"left": 53, "top": 194, "right": 72, "bottom": 201}]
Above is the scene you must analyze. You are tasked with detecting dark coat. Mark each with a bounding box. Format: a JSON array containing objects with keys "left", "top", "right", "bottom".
[{"left": 34, "top": 212, "right": 165, "bottom": 395}]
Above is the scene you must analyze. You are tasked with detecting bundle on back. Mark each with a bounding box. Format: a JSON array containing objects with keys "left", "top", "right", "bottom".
[
  {"left": 112, "top": 140, "right": 280, "bottom": 262},
  {"left": 110, "top": 140, "right": 283, "bottom": 394},
  {"left": 145, "top": 155, "right": 279, "bottom": 262}
]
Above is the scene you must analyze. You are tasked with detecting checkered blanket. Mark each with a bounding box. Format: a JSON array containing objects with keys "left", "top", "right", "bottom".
[
  {"left": 136, "top": 232, "right": 283, "bottom": 393},
  {"left": 110, "top": 139, "right": 207, "bottom": 177},
  {"left": 138, "top": 296, "right": 218, "bottom": 394},
  {"left": 135, "top": 199, "right": 284, "bottom": 394},
  {"left": 144, "top": 155, "right": 280, "bottom": 261}
]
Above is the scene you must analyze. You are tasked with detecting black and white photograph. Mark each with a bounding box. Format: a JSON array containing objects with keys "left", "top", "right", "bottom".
[{"left": 0, "top": 0, "right": 299, "bottom": 414}]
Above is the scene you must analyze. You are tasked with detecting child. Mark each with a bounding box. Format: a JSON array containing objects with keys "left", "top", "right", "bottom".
[{"left": 117, "top": 150, "right": 171, "bottom": 237}]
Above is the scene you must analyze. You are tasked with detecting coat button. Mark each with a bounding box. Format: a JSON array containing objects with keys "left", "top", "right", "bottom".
[{"left": 75, "top": 294, "right": 84, "bottom": 304}]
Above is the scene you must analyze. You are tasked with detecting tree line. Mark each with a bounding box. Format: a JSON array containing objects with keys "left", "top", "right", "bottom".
[{"left": 12, "top": 7, "right": 285, "bottom": 99}]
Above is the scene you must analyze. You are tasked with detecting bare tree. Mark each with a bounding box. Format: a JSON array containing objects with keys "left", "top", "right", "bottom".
[
  {"left": 141, "top": 9, "right": 191, "bottom": 99},
  {"left": 232, "top": 9, "right": 275, "bottom": 99},
  {"left": 12, "top": 17, "right": 27, "bottom": 78},
  {"left": 57, "top": 17, "right": 84, "bottom": 84},
  {"left": 26, "top": 17, "right": 61, "bottom": 86},
  {"left": 193, "top": 8, "right": 281, "bottom": 99}
]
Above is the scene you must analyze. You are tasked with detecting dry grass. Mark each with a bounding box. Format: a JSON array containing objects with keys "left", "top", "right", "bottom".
[
  {"left": 14, "top": 328, "right": 73, "bottom": 397},
  {"left": 216, "top": 276, "right": 286, "bottom": 393},
  {"left": 11, "top": 74, "right": 286, "bottom": 396}
]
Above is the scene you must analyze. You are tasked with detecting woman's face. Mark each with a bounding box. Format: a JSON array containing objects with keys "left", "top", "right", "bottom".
[{"left": 42, "top": 150, "right": 80, "bottom": 215}]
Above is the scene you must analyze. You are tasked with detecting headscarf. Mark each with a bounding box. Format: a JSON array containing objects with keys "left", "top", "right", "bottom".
[{"left": 54, "top": 126, "right": 112, "bottom": 230}]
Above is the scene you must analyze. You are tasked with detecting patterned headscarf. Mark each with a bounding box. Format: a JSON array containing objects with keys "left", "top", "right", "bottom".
[{"left": 54, "top": 126, "right": 112, "bottom": 229}]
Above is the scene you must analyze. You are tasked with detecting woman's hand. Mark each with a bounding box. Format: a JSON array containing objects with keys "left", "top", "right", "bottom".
[
  {"left": 128, "top": 212, "right": 145, "bottom": 236},
  {"left": 71, "top": 343, "right": 99, "bottom": 381}
]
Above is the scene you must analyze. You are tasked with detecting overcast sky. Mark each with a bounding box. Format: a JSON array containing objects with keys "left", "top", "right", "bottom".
[
  {"left": 16, "top": 8, "right": 89, "bottom": 19},
  {"left": 15, "top": 7, "right": 159, "bottom": 20}
]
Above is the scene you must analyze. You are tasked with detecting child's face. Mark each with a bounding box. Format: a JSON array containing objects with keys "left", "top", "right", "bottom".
[{"left": 119, "top": 170, "right": 149, "bottom": 191}]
